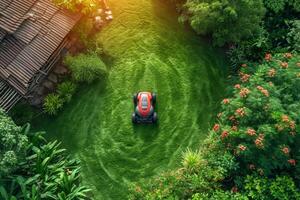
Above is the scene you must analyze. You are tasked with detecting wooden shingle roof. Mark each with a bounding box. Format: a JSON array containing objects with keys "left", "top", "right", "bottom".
[{"left": 0, "top": 0, "right": 81, "bottom": 96}]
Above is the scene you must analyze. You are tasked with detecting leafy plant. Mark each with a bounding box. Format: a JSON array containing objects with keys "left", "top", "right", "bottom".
[
  {"left": 57, "top": 81, "right": 77, "bottom": 103},
  {"left": 43, "top": 94, "right": 63, "bottom": 115},
  {"left": 64, "top": 53, "right": 107, "bottom": 83}
]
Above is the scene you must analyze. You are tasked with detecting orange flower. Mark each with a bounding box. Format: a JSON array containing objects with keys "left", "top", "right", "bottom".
[
  {"left": 261, "top": 89, "right": 269, "bottom": 97},
  {"left": 265, "top": 53, "right": 272, "bottom": 61},
  {"left": 222, "top": 98, "right": 230, "bottom": 104},
  {"left": 234, "top": 84, "right": 241, "bottom": 89},
  {"left": 239, "top": 88, "right": 250, "bottom": 98},
  {"left": 281, "top": 115, "right": 289, "bottom": 123},
  {"left": 238, "top": 144, "right": 247, "bottom": 151},
  {"left": 280, "top": 62, "right": 288, "bottom": 69},
  {"left": 268, "top": 68, "right": 276, "bottom": 77},
  {"left": 241, "top": 63, "right": 247, "bottom": 68},
  {"left": 290, "top": 121, "right": 296, "bottom": 130},
  {"left": 288, "top": 159, "right": 296, "bottom": 166},
  {"left": 282, "top": 147, "right": 290, "bottom": 154},
  {"left": 213, "top": 124, "right": 220, "bottom": 132},
  {"left": 247, "top": 128, "right": 256, "bottom": 136},
  {"left": 284, "top": 53, "right": 292, "bottom": 59},
  {"left": 255, "top": 134, "right": 264, "bottom": 149},
  {"left": 240, "top": 73, "right": 251, "bottom": 82},
  {"left": 236, "top": 107, "right": 246, "bottom": 117}
]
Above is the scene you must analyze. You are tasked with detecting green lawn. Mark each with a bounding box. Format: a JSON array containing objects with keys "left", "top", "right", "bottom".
[{"left": 33, "top": 0, "right": 227, "bottom": 199}]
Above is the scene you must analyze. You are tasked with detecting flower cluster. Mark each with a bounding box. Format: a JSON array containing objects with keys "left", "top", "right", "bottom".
[
  {"left": 254, "top": 134, "right": 264, "bottom": 149},
  {"left": 268, "top": 68, "right": 276, "bottom": 77},
  {"left": 216, "top": 53, "right": 300, "bottom": 177},
  {"left": 235, "top": 107, "right": 246, "bottom": 117},
  {"left": 265, "top": 53, "right": 272, "bottom": 61},
  {"left": 239, "top": 88, "right": 250, "bottom": 98},
  {"left": 240, "top": 72, "right": 251, "bottom": 82}
]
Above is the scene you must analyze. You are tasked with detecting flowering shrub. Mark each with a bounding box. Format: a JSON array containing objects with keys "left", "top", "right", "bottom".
[{"left": 213, "top": 53, "right": 300, "bottom": 176}]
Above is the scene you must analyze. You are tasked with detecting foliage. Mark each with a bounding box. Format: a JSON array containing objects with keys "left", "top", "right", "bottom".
[
  {"left": 129, "top": 133, "right": 238, "bottom": 199},
  {"left": 9, "top": 102, "right": 34, "bottom": 126},
  {"left": 64, "top": 53, "right": 107, "bottom": 84},
  {"left": 0, "top": 123, "right": 92, "bottom": 199},
  {"left": 181, "top": 0, "right": 265, "bottom": 46},
  {"left": 43, "top": 93, "right": 63, "bottom": 115},
  {"left": 287, "top": 20, "right": 300, "bottom": 52},
  {"left": 243, "top": 175, "right": 300, "bottom": 200},
  {"left": 263, "top": 0, "right": 300, "bottom": 13},
  {"left": 57, "top": 81, "right": 77, "bottom": 103},
  {"left": 52, "top": 0, "right": 101, "bottom": 14},
  {"left": 0, "top": 110, "right": 28, "bottom": 175},
  {"left": 215, "top": 53, "right": 300, "bottom": 177}
]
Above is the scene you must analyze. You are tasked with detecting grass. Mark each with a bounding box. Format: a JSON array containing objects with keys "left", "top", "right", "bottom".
[{"left": 32, "top": 0, "right": 227, "bottom": 199}]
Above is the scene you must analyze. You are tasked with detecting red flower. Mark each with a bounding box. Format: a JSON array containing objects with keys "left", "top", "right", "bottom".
[
  {"left": 265, "top": 53, "right": 272, "bottom": 61},
  {"left": 238, "top": 144, "right": 247, "bottom": 151},
  {"left": 280, "top": 62, "right": 288, "bottom": 69},
  {"left": 213, "top": 124, "right": 220, "bottom": 132},
  {"left": 240, "top": 73, "right": 251, "bottom": 82},
  {"left": 282, "top": 147, "right": 290, "bottom": 155},
  {"left": 239, "top": 88, "right": 250, "bottom": 98},
  {"left": 236, "top": 108, "right": 246, "bottom": 117},
  {"left": 222, "top": 98, "right": 230, "bottom": 104},
  {"left": 234, "top": 84, "right": 241, "bottom": 89},
  {"left": 288, "top": 159, "right": 296, "bottom": 166},
  {"left": 255, "top": 134, "right": 264, "bottom": 149},
  {"left": 284, "top": 53, "right": 292, "bottom": 59},
  {"left": 221, "top": 130, "right": 229, "bottom": 139},
  {"left": 247, "top": 128, "right": 256, "bottom": 136}
]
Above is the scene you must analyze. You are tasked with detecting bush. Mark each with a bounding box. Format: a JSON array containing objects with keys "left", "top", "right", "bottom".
[
  {"left": 215, "top": 53, "right": 300, "bottom": 177},
  {"left": 0, "top": 110, "right": 28, "bottom": 176},
  {"left": 43, "top": 94, "right": 63, "bottom": 115},
  {"left": 64, "top": 53, "right": 107, "bottom": 83},
  {"left": 57, "top": 81, "right": 77, "bottom": 103},
  {"left": 243, "top": 175, "right": 300, "bottom": 200},
  {"left": 181, "top": 0, "right": 265, "bottom": 46}
]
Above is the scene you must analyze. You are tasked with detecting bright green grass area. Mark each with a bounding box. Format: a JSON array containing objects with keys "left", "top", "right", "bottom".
[{"left": 33, "top": 0, "right": 227, "bottom": 199}]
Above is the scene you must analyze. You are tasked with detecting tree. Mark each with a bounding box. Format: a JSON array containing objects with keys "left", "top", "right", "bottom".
[{"left": 181, "top": 0, "right": 265, "bottom": 46}]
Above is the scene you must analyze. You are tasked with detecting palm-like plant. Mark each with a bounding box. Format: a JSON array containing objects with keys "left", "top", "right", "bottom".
[{"left": 1, "top": 124, "right": 92, "bottom": 200}]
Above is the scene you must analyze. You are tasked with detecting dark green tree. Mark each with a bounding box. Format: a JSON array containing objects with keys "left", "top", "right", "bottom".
[{"left": 181, "top": 0, "right": 265, "bottom": 46}]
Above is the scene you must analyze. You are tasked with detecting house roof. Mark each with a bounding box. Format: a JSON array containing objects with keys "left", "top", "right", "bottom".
[{"left": 0, "top": 0, "right": 81, "bottom": 96}]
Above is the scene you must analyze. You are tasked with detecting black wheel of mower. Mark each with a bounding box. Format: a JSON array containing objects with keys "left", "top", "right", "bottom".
[
  {"left": 152, "top": 93, "right": 156, "bottom": 105},
  {"left": 133, "top": 93, "right": 138, "bottom": 105},
  {"left": 132, "top": 113, "right": 137, "bottom": 124},
  {"left": 152, "top": 112, "right": 158, "bottom": 123}
]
